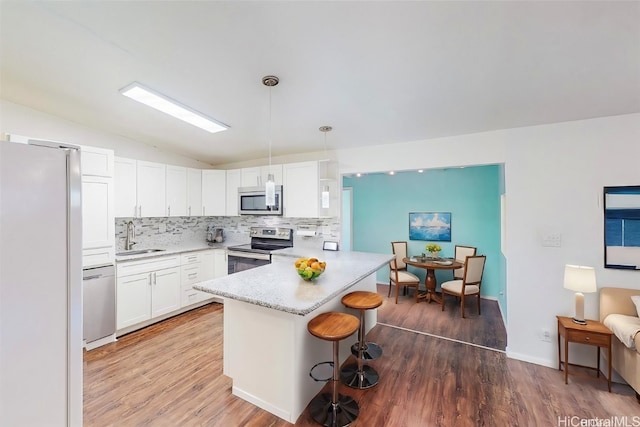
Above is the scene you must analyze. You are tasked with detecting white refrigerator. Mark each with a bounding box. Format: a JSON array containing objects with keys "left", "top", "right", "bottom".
[{"left": 0, "top": 140, "right": 83, "bottom": 426}]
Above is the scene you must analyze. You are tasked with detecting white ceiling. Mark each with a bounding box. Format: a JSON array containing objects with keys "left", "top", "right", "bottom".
[{"left": 1, "top": 1, "right": 639, "bottom": 166}]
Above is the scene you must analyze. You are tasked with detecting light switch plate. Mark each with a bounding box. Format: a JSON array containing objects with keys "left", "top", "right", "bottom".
[{"left": 542, "top": 233, "right": 562, "bottom": 247}]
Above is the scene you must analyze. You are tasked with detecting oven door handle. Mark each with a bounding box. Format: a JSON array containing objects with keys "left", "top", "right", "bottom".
[{"left": 227, "top": 251, "right": 271, "bottom": 261}]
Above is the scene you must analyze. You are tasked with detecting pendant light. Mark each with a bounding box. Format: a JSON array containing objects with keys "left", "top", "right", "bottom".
[
  {"left": 262, "top": 75, "right": 279, "bottom": 206},
  {"left": 319, "top": 125, "right": 332, "bottom": 209}
]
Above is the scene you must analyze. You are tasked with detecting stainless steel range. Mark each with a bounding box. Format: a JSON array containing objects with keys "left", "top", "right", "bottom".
[{"left": 227, "top": 226, "right": 293, "bottom": 274}]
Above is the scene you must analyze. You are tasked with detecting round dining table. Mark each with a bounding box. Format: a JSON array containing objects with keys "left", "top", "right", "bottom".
[{"left": 403, "top": 257, "right": 463, "bottom": 303}]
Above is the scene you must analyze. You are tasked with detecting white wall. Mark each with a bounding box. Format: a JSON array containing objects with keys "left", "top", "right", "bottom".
[
  {"left": 504, "top": 113, "right": 640, "bottom": 367},
  {"left": 0, "top": 100, "right": 211, "bottom": 168},
  {"left": 332, "top": 112, "right": 640, "bottom": 368}
]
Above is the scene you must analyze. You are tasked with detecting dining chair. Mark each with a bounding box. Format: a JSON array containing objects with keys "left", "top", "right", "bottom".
[
  {"left": 440, "top": 255, "right": 486, "bottom": 318},
  {"left": 453, "top": 245, "right": 477, "bottom": 279},
  {"left": 389, "top": 241, "right": 421, "bottom": 304}
]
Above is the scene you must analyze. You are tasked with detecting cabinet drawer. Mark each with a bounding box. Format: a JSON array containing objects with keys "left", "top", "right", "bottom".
[
  {"left": 181, "top": 251, "right": 203, "bottom": 265},
  {"left": 181, "top": 288, "right": 212, "bottom": 307},
  {"left": 83, "top": 247, "right": 114, "bottom": 268},
  {"left": 117, "top": 255, "right": 180, "bottom": 277},
  {"left": 181, "top": 264, "right": 202, "bottom": 287},
  {"left": 566, "top": 330, "right": 610, "bottom": 346}
]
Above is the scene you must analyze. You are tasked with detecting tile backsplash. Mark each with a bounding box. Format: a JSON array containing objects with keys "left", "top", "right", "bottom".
[{"left": 115, "top": 216, "right": 340, "bottom": 251}]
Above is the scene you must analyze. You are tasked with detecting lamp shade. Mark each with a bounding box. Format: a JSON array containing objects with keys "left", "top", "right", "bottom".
[{"left": 563, "top": 264, "right": 597, "bottom": 293}]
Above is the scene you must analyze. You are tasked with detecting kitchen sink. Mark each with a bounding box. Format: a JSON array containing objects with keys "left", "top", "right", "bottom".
[{"left": 116, "top": 249, "right": 166, "bottom": 256}]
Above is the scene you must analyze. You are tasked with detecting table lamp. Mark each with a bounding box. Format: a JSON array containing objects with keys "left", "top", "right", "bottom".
[{"left": 563, "top": 264, "right": 597, "bottom": 325}]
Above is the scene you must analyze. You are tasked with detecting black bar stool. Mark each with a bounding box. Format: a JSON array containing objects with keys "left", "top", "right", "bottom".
[
  {"left": 307, "top": 311, "right": 360, "bottom": 427},
  {"left": 340, "top": 291, "right": 383, "bottom": 389}
]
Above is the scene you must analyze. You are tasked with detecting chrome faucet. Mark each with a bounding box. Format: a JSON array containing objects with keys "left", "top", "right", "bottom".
[{"left": 125, "top": 221, "right": 136, "bottom": 250}]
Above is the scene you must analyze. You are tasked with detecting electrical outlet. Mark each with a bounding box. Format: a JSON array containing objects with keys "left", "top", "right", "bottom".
[
  {"left": 158, "top": 223, "right": 167, "bottom": 233},
  {"left": 540, "top": 328, "right": 552, "bottom": 342}
]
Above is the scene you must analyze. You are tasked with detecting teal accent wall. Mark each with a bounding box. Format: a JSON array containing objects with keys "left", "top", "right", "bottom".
[{"left": 343, "top": 165, "right": 502, "bottom": 299}]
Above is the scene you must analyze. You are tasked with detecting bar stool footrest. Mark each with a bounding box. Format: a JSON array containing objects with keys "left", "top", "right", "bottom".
[
  {"left": 340, "top": 363, "right": 380, "bottom": 389},
  {"left": 350, "top": 342, "right": 382, "bottom": 360},
  {"left": 309, "top": 392, "right": 359, "bottom": 427}
]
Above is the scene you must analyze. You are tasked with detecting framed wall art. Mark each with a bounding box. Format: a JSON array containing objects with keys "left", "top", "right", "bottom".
[
  {"left": 603, "top": 185, "right": 640, "bottom": 270},
  {"left": 409, "top": 212, "right": 451, "bottom": 242}
]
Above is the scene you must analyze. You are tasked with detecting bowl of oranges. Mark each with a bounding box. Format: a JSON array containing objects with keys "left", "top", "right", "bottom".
[{"left": 294, "top": 257, "right": 326, "bottom": 281}]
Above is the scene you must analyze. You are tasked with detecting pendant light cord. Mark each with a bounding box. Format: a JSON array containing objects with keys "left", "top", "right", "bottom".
[{"left": 268, "top": 84, "right": 272, "bottom": 170}]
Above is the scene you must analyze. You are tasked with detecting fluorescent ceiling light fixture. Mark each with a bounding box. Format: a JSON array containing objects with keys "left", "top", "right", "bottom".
[{"left": 120, "top": 82, "right": 228, "bottom": 134}]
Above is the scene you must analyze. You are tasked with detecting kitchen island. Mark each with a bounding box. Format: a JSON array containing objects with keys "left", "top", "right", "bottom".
[{"left": 194, "top": 249, "right": 393, "bottom": 423}]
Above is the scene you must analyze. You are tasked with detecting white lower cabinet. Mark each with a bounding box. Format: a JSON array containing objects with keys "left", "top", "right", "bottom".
[
  {"left": 180, "top": 249, "right": 227, "bottom": 307},
  {"left": 152, "top": 267, "right": 181, "bottom": 317},
  {"left": 116, "top": 255, "right": 181, "bottom": 330},
  {"left": 116, "top": 272, "right": 152, "bottom": 328},
  {"left": 117, "top": 249, "right": 227, "bottom": 332}
]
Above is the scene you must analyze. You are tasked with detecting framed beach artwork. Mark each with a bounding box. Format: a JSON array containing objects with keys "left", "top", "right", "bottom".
[{"left": 409, "top": 212, "right": 452, "bottom": 242}]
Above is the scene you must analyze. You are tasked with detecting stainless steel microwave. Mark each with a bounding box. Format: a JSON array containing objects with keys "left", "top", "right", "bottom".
[{"left": 238, "top": 185, "right": 283, "bottom": 215}]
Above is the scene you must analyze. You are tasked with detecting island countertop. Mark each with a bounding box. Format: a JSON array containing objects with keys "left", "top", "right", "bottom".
[{"left": 194, "top": 250, "right": 393, "bottom": 316}]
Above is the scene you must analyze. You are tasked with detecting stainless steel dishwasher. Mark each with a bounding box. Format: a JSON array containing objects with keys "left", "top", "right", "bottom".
[{"left": 83, "top": 264, "right": 116, "bottom": 345}]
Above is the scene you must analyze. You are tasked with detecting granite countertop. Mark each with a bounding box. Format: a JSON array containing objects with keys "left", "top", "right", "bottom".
[
  {"left": 115, "top": 241, "right": 229, "bottom": 262},
  {"left": 194, "top": 250, "right": 394, "bottom": 316}
]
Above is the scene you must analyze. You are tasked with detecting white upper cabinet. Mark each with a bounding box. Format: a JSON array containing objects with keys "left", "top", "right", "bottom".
[
  {"left": 187, "top": 168, "right": 202, "bottom": 217},
  {"left": 165, "top": 165, "right": 187, "bottom": 217},
  {"left": 80, "top": 146, "right": 114, "bottom": 177},
  {"left": 240, "top": 165, "right": 282, "bottom": 187},
  {"left": 241, "top": 167, "right": 262, "bottom": 187},
  {"left": 114, "top": 157, "right": 138, "bottom": 218},
  {"left": 136, "top": 161, "right": 166, "bottom": 217},
  {"left": 225, "top": 169, "right": 241, "bottom": 216},
  {"left": 112, "top": 157, "right": 327, "bottom": 219},
  {"left": 82, "top": 176, "right": 114, "bottom": 248},
  {"left": 282, "top": 161, "right": 319, "bottom": 218},
  {"left": 202, "top": 169, "right": 226, "bottom": 216}
]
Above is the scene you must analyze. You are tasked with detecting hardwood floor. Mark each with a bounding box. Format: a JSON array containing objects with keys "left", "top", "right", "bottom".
[
  {"left": 376, "top": 283, "right": 507, "bottom": 350},
  {"left": 84, "top": 293, "right": 638, "bottom": 426}
]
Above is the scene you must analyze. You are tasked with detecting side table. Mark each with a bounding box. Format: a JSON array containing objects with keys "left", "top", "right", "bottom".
[{"left": 557, "top": 315, "right": 613, "bottom": 392}]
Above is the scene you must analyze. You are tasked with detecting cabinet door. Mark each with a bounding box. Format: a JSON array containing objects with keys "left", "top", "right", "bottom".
[
  {"left": 137, "top": 161, "right": 166, "bottom": 217},
  {"left": 117, "top": 272, "right": 151, "bottom": 329},
  {"left": 165, "top": 165, "right": 187, "bottom": 217},
  {"left": 241, "top": 167, "right": 262, "bottom": 187},
  {"left": 80, "top": 145, "right": 114, "bottom": 177},
  {"left": 212, "top": 249, "right": 228, "bottom": 279},
  {"left": 82, "top": 176, "right": 115, "bottom": 266},
  {"left": 151, "top": 267, "right": 181, "bottom": 317},
  {"left": 225, "top": 169, "right": 241, "bottom": 216},
  {"left": 202, "top": 170, "right": 226, "bottom": 216},
  {"left": 282, "top": 161, "right": 319, "bottom": 218},
  {"left": 201, "top": 251, "right": 215, "bottom": 281},
  {"left": 187, "top": 168, "right": 202, "bottom": 217},
  {"left": 114, "top": 157, "right": 137, "bottom": 217}
]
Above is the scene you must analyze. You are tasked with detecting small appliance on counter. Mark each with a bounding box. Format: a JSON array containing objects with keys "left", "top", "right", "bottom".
[{"left": 206, "top": 225, "right": 225, "bottom": 244}]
